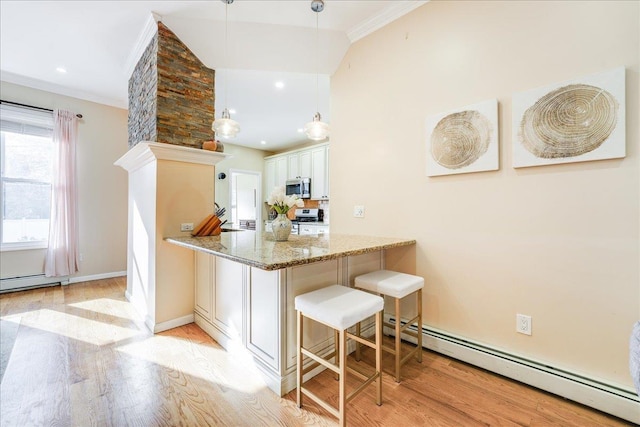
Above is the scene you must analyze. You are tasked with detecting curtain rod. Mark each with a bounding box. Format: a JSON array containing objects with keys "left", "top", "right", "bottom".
[{"left": 0, "top": 100, "right": 83, "bottom": 119}]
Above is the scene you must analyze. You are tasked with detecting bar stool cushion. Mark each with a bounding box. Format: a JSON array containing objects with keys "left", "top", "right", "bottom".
[
  {"left": 295, "top": 285, "right": 384, "bottom": 331},
  {"left": 355, "top": 270, "right": 424, "bottom": 299}
]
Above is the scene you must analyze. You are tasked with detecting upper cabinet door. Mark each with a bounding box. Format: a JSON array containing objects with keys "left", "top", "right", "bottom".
[
  {"left": 311, "top": 146, "right": 329, "bottom": 200},
  {"left": 276, "top": 156, "right": 287, "bottom": 187},
  {"left": 299, "top": 151, "right": 312, "bottom": 178},
  {"left": 287, "top": 153, "right": 299, "bottom": 180},
  {"left": 265, "top": 158, "right": 276, "bottom": 201}
]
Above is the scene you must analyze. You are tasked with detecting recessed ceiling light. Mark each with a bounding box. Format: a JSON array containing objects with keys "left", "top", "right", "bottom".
[
  {"left": 228, "top": 108, "right": 237, "bottom": 115},
  {"left": 56, "top": 67, "right": 67, "bottom": 73},
  {"left": 260, "top": 140, "right": 267, "bottom": 145},
  {"left": 275, "top": 81, "right": 285, "bottom": 89},
  {"left": 297, "top": 128, "right": 303, "bottom": 133}
]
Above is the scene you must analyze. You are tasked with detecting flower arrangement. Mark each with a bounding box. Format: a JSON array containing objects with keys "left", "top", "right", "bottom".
[{"left": 267, "top": 186, "right": 304, "bottom": 214}]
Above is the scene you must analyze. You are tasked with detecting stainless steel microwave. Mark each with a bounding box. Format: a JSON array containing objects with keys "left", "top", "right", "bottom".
[{"left": 285, "top": 177, "right": 311, "bottom": 199}]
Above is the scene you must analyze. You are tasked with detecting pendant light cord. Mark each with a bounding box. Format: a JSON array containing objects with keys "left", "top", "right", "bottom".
[
  {"left": 315, "top": 10, "right": 319, "bottom": 114},
  {"left": 224, "top": 1, "right": 229, "bottom": 112}
]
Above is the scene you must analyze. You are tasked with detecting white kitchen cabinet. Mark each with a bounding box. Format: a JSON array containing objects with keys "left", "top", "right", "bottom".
[
  {"left": 264, "top": 158, "right": 276, "bottom": 200},
  {"left": 213, "top": 256, "right": 245, "bottom": 340},
  {"left": 194, "top": 251, "right": 214, "bottom": 322},
  {"left": 264, "top": 143, "right": 328, "bottom": 201},
  {"left": 276, "top": 156, "right": 287, "bottom": 187},
  {"left": 246, "top": 267, "right": 282, "bottom": 370},
  {"left": 264, "top": 155, "right": 289, "bottom": 200},
  {"left": 193, "top": 249, "right": 385, "bottom": 395},
  {"left": 299, "top": 150, "right": 312, "bottom": 178},
  {"left": 287, "top": 153, "right": 299, "bottom": 179},
  {"left": 311, "top": 145, "right": 329, "bottom": 200}
]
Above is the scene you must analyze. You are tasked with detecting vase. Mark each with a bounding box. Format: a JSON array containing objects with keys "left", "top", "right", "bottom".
[{"left": 272, "top": 213, "right": 292, "bottom": 241}]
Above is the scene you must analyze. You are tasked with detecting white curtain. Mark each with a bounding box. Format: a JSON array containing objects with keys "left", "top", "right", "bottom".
[{"left": 44, "top": 110, "right": 79, "bottom": 277}]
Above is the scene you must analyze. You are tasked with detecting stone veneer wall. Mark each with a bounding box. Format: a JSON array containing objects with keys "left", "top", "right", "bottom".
[
  {"left": 128, "top": 22, "right": 215, "bottom": 149},
  {"left": 128, "top": 31, "right": 158, "bottom": 147}
]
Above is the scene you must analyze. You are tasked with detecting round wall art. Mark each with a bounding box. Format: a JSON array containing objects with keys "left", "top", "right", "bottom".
[
  {"left": 519, "top": 83, "right": 618, "bottom": 159},
  {"left": 512, "top": 66, "right": 625, "bottom": 168},
  {"left": 425, "top": 98, "right": 499, "bottom": 177},
  {"left": 430, "top": 110, "right": 493, "bottom": 169}
]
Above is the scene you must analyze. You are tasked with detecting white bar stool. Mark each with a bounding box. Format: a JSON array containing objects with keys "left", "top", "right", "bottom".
[
  {"left": 355, "top": 270, "right": 424, "bottom": 382},
  {"left": 295, "top": 284, "right": 384, "bottom": 427}
]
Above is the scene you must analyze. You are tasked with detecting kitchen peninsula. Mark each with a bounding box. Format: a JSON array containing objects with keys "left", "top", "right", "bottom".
[{"left": 166, "top": 232, "right": 416, "bottom": 395}]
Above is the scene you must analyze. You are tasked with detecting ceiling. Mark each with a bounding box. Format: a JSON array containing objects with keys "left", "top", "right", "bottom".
[{"left": 0, "top": 0, "right": 426, "bottom": 151}]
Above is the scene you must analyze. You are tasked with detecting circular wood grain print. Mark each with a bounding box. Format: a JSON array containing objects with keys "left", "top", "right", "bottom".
[
  {"left": 430, "top": 110, "right": 493, "bottom": 169},
  {"left": 519, "top": 83, "right": 618, "bottom": 159}
]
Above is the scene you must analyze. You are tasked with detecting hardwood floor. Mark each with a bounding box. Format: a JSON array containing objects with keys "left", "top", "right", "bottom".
[{"left": 0, "top": 277, "right": 631, "bottom": 426}]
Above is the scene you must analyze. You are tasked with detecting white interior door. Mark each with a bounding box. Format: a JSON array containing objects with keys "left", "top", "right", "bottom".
[{"left": 230, "top": 169, "right": 261, "bottom": 231}]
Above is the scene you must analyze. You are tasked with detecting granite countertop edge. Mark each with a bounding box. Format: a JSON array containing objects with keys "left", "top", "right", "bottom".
[{"left": 165, "top": 234, "right": 416, "bottom": 271}]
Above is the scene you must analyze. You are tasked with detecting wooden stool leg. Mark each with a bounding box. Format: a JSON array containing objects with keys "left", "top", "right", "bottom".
[
  {"left": 334, "top": 329, "right": 340, "bottom": 380},
  {"left": 395, "top": 297, "right": 401, "bottom": 382},
  {"left": 375, "top": 310, "right": 382, "bottom": 406},
  {"left": 297, "top": 310, "right": 303, "bottom": 408},
  {"left": 417, "top": 288, "right": 423, "bottom": 363},
  {"left": 339, "top": 328, "right": 347, "bottom": 427},
  {"left": 355, "top": 322, "right": 362, "bottom": 361}
]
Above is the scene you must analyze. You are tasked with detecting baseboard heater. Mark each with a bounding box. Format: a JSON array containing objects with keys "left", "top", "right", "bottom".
[
  {"left": 0, "top": 274, "right": 64, "bottom": 293},
  {"left": 388, "top": 317, "right": 640, "bottom": 425}
]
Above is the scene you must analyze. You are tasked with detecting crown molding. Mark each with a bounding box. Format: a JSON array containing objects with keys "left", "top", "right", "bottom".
[
  {"left": 114, "top": 141, "right": 232, "bottom": 173},
  {"left": 0, "top": 71, "right": 126, "bottom": 109},
  {"left": 347, "top": 1, "right": 429, "bottom": 43},
  {"left": 123, "top": 12, "right": 162, "bottom": 81}
]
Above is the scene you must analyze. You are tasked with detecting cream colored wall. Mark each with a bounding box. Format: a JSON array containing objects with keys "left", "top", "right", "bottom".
[
  {"left": 214, "top": 143, "right": 268, "bottom": 220},
  {"left": 156, "top": 160, "right": 215, "bottom": 324},
  {"left": 0, "top": 81, "right": 128, "bottom": 280},
  {"left": 331, "top": 0, "right": 639, "bottom": 388}
]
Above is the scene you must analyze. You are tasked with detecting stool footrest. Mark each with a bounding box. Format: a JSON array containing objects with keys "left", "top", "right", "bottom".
[
  {"left": 302, "top": 350, "right": 336, "bottom": 376},
  {"left": 347, "top": 372, "right": 380, "bottom": 404},
  {"left": 301, "top": 347, "right": 339, "bottom": 375},
  {"left": 300, "top": 386, "right": 340, "bottom": 418},
  {"left": 347, "top": 331, "right": 377, "bottom": 349}
]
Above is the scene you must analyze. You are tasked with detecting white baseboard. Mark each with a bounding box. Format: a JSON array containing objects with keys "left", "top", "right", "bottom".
[
  {"left": 389, "top": 317, "right": 640, "bottom": 425},
  {"left": 68, "top": 271, "right": 126, "bottom": 284},
  {"left": 152, "top": 314, "right": 194, "bottom": 333}
]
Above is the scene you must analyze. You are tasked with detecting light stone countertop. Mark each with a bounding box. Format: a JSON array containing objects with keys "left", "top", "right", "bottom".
[{"left": 165, "top": 232, "right": 416, "bottom": 271}]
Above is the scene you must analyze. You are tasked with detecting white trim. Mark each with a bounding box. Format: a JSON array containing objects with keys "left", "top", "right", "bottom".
[
  {"left": 347, "top": 1, "right": 429, "bottom": 43},
  {"left": 123, "top": 12, "right": 161, "bottom": 81},
  {"left": 152, "top": 313, "right": 194, "bottom": 333},
  {"left": 114, "top": 142, "right": 232, "bottom": 173},
  {"left": 0, "top": 71, "right": 126, "bottom": 109},
  {"left": 390, "top": 318, "right": 640, "bottom": 425},
  {"left": 67, "top": 271, "right": 126, "bottom": 284}
]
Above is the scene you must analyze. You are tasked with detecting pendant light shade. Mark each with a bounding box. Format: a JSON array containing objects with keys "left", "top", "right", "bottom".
[
  {"left": 212, "top": 107, "right": 240, "bottom": 139},
  {"left": 304, "top": 112, "right": 329, "bottom": 141},
  {"left": 212, "top": 0, "right": 239, "bottom": 139},
  {"left": 304, "top": 0, "right": 329, "bottom": 142}
]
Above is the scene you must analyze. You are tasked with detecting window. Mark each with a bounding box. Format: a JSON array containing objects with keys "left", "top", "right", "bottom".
[{"left": 0, "top": 103, "right": 54, "bottom": 250}]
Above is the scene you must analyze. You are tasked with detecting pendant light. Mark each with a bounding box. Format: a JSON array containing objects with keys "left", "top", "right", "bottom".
[
  {"left": 304, "top": 0, "right": 330, "bottom": 141},
  {"left": 212, "top": 0, "right": 240, "bottom": 139}
]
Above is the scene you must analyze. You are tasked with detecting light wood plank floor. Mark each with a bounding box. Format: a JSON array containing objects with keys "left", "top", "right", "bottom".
[{"left": 0, "top": 277, "right": 632, "bottom": 426}]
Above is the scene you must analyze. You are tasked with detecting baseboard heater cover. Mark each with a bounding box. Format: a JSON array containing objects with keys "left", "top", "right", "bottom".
[
  {"left": 0, "top": 274, "right": 62, "bottom": 293},
  {"left": 388, "top": 317, "right": 640, "bottom": 425}
]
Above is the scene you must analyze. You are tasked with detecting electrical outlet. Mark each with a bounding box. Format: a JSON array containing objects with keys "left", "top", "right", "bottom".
[
  {"left": 181, "top": 223, "right": 194, "bottom": 232},
  {"left": 516, "top": 314, "right": 532, "bottom": 335},
  {"left": 353, "top": 205, "right": 365, "bottom": 218}
]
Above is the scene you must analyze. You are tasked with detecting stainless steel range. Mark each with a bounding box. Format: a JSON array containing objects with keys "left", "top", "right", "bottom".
[{"left": 294, "top": 208, "right": 324, "bottom": 223}]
